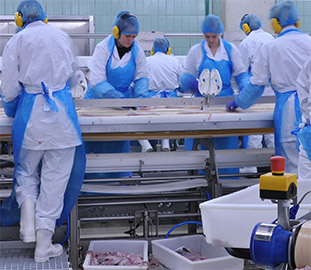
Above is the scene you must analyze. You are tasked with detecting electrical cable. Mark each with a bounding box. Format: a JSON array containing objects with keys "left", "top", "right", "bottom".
[{"left": 165, "top": 221, "right": 202, "bottom": 238}]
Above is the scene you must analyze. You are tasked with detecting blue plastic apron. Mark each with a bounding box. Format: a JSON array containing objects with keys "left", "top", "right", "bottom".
[
  {"left": 0, "top": 83, "right": 86, "bottom": 227},
  {"left": 84, "top": 36, "right": 138, "bottom": 178},
  {"left": 185, "top": 39, "right": 239, "bottom": 175}
]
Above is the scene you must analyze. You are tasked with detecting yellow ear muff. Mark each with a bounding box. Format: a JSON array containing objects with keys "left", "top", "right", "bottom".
[
  {"left": 271, "top": 18, "right": 282, "bottom": 34},
  {"left": 167, "top": 47, "right": 171, "bottom": 55},
  {"left": 43, "top": 17, "right": 48, "bottom": 24},
  {"left": 112, "top": 25, "right": 120, "bottom": 39},
  {"left": 150, "top": 47, "right": 154, "bottom": 55},
  {"left": 15, "top": 12, "right": 23, "bottom": 28},
  {"left": 296, "top": 19, "right": 301, "bottom": 29},
  {"left": 242, "top": 23, "right": 251, "bottom": 35}
]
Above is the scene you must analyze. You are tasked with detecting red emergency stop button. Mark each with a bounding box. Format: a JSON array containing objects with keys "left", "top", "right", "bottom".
[{"left": 271, "top": 156, "right": 285, "bottom": 174}]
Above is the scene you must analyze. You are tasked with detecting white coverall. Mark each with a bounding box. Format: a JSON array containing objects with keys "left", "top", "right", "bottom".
[
  {"left": 139, "top": 52, "right": 183, "bottom": 152},
  {"left": 236, "top": 25, "right": 311, "bottom": 174},
  {"left": 147, "top": 52, "right": 182, "bottom": 94},
  {"left": 239, "top": 29, "right": 275, "bottom": 157},
  {"left": 296, "top": 56, "right": 311, "bottom": 180},
  {"left": 1, "top": 21, "right": 81, "bottom": 232}
]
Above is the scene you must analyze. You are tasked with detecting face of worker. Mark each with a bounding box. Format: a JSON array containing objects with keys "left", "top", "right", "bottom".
[
  {"left": 118, "top": 34, "right": 137, "bottom": 48},
  {"left": 204, "top": 33, "right": 220, "bottom": 48}
]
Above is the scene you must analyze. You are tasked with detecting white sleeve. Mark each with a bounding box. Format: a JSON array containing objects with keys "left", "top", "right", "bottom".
[
  {"left": 184, "top": 44, "right": 201, "bottom": 78},
  {"left": 297, "top": 57, "right": 311, "bottom": 121},
  {"left": 88, "top": 40, "right": 110, "bottom": 87},
  {"left": 238, "top": 40, "right": 251, "bottom": 73},
  {"left": 1, "top": 38, "right": 23, "bottom": 102},
  {"left": 230, "top": 43, "right": 246, "bottom": 76},
  {"left": 250, "top": 43, "right": 271, "bottom": 87},
  {"left": 134, "top": 46, "right": 148, "bottom": 80}
]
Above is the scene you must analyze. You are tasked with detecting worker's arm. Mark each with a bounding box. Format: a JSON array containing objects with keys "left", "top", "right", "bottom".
[{"left": 1, "top": 38, "right": 22, "bottom": 117}]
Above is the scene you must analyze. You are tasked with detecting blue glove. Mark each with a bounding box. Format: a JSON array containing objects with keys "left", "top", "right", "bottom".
[
  {"left": 226, "top": 100, "right": 238, "bottom": 112},
  {"left": 234, "top": 72, "right": 249, "bottom": 93},
  {"left": 86, "top": 81, "right": 124, "bottom": 99},
  {"left": 133, "top": 77, "right": 149, "bottom": 98},
  {"left": 179, "top": 72, "right": 199, "bottom": 94},
  {"left": 1, "top": 95, "right": 19, "bottom": 117}
]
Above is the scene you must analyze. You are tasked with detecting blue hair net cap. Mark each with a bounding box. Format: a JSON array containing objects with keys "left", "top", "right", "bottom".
[
  {"left": 153, "top": 37, "right": 170, "bottom": 53},
  {"left": 270, "top": 0, "right": 298, "bottom": 27},
  {"left": 114, "top": 11, "right": 139, "bottom": 35},
  {"left": 17, "top": 0, "right": 47, "bottom": 24},
  {"left": 201, "top": 14, "right": 224, "bottom": 34},
  {"left": 240, "top": 14, "right": 262, "bottom": 31}
]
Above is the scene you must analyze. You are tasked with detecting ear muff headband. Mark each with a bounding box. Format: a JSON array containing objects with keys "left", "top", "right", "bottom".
[
  {"left": 150, "top": 46, "right": 171, "bottom": 55},
  {"left": 271, "top": 18, "right": 282, "bottom": 34},
  {"left": 15, "top": 12, "right": 23, "bottom": 28},
  {"left": 242, "top": 23, "right": 251, "bottom": 35},
  {"left": 112, "top": 25, "right": 120, "bottom": 39},
  {"left": 296, "top": 19, "right": 301, "bottom": 29},
  {"left": 15, "top": 11, "right": 48, "bottom": 28},
  {"left": 112, "top": 13, "right": 136, "bottom": 39}
]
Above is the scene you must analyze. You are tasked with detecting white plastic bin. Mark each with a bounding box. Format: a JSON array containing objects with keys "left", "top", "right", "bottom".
[
  {"left": 200, "top": 180, "right": 311, "bottom": 248},
  {"left": 151, "top": 235, "right": 244, "bottom": 270},
  {"left": 83, "top": 240, "right": 148, "bottom": 270}
]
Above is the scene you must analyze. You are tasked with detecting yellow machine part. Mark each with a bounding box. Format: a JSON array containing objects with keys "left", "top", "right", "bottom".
[{"left": 260, "top": 172, "right": 297, "bottom": 192}]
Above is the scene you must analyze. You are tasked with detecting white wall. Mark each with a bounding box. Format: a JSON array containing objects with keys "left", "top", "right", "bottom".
[
  {"left": 225, "top": 0, "right": 275, "bottom": 33},
  {"left": 222, "top": 0, "right": 275, "bottom": 46}
]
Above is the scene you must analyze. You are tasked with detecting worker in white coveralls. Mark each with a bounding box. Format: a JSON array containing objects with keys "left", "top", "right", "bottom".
[
  {"left": 179, "top": 14, "right": 248, "bottom": 176},
  {"left": 238, "top": 14, "right": 275, "bottom": 174},
  {"left": 295, "top": 57, "right": 311, "bottom": 180},
  {"left": 0, "top": 0, "right": 86, "bottom": 263},
  {"left": 226, "top": 0, "right": 311, "bottom": 176},
  {"left": 84, "top": 11, "right": 149, "bottom": 178},
  {"left": 138, "top": 37, "right": 183, "bottom": 152}
]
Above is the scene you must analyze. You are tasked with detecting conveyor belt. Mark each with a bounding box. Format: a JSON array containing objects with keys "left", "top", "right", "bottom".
[{"left": 0, "top": 97, "right": 274, "bottom": 140}]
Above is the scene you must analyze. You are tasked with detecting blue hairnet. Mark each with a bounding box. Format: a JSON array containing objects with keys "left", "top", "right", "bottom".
[
  {"left": 240, "top": 14, "right": 262, "bottom": 31},
  {"left": 153, "top": 37, "right": 170, "bottom": 53},
  {"left": 17, "top": 0, "right": 47, "bottom": 24},
  {"left": 114, "top": 11, "right": 139, "bottom": 35},
  {"left": 201, "top": 14, "right": 224, "bottom": 34},
  {"left": 270, "top": 0, "right": 298, "bottom": 26}
]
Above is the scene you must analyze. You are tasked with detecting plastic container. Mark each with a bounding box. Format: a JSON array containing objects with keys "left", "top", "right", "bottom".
[
  {"left": 151, "top": 235, "right": 244, "bottom": 270},
  {"left": 199, "top": 180, "right": 311, "bottom": 248},
  {"left": 83, "top": 240, "right": 148, "bottom": 270}
]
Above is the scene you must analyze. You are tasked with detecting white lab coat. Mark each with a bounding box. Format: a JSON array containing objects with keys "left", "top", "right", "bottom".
[
  {"left": 247, "top": 26, "right": 311, "bottom": 174},
  {"left": 88, "top": 34, "right": 148, "bottom": 87},
  {"left": 184, "top": 38, "right": 245, "bottom": 79},
  {"left": 147, "top": 52, "right": 182, "bottom": 92},
  {"left": 239, "top": 28, "right": 275, "bottom": 96},
  {"left": 239, "top": 29, "right": 275, "bottom": 153},
  {"left": 1, "top": 21, "right": 81, "bottom": 231},
  {"left": 296, "top": 56, "right": 311, "bottom": 179},
  {"left": 2, "top": 21, "right": 80, "bottom": 150}
]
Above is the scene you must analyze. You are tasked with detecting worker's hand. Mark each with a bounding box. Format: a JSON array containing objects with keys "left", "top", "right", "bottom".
[{"left": 226, "top": 100, "right": 238, "bottom": 112}]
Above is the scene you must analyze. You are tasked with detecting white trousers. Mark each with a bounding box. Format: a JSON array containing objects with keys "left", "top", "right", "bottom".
[
  {"left": 15, "top": 147, "right": 75, "bottom": 232},
  {"left": 248, "top": 134, "right": 275, "bottom": 149},
  {"left": 298, "top": 144, "right": 311, "bottom": 180}
]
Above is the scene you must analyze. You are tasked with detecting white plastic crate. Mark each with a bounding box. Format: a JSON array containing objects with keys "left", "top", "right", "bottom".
[
  {"left": 83, "top": 240, "right": 148, "bottom": 270},
  {"left": 200, "top": 180, "right": 311, "bottom": 248},
  {"left": 151, "top": 235, "right": 244, "bottom": 270}
]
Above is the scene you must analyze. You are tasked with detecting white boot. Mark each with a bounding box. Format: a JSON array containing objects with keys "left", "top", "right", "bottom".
[
  {"left": 161, "top": 139, "right": 170, "bottom": 152},
  {"left": 35, "top": 229, "right": 63, "bottom": 263},
  {"left": 20, "top": 199, "right": 36, "bottom": 243},
  {"left": 139, "top": 140, "right": 153, "bottom": 152}
]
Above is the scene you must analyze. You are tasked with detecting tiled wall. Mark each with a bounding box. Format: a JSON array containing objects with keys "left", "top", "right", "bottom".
[
  {"left": 2, "top": 0, "right": 311, "bottom": 55},
  {"left": 0, "top": 0, "right": 207, "bottom": 55}
]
